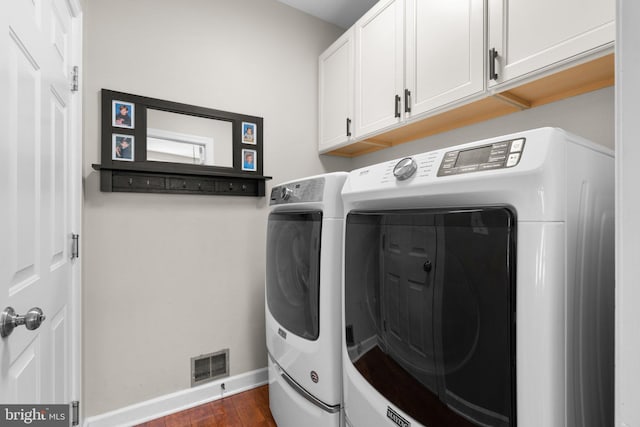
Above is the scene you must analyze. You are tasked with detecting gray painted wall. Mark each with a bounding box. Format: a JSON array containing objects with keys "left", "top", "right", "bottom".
[
  {"left": 82, "top": 0, "right": 347, "bottom": 416},
  {"left": 349, "top": 86, "right": 614, "bottom": 170},
  {"left": 82, "top": 0, "right": 615, "bottom": 418}
]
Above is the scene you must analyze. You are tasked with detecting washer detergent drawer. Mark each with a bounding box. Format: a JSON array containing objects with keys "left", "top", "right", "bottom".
[{"left": 268, "top": 355, "right": 340, "bottom": 427}]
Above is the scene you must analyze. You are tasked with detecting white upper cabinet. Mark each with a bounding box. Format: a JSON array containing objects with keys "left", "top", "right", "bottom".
[
  {"left": 319, "top": 0, "right": 615, "bottom": 156},
  {"left": 319, "top": 28, "right": 354, "bottom": 153},
  {"left": 405, "top": 0, "right": 485, "bottom": 117},
  {"left": 354, "top": 0, "right": 405, "bottom": 138},
  {"left": 488, "top": 0, "right": 615, "bottom": 87}
]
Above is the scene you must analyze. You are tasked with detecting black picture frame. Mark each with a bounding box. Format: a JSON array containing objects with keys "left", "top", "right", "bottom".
[{"left": 94, "top": 89, "right": 270, "bottom": 196}]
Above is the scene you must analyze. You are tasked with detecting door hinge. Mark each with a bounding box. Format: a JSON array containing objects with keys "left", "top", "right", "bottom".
[
  {"left": 71, "top": 233, "right": 80, "bottom": 259},
  {"left": 71, "top": 401, "right": 79, "bottom": 426},
  {"left": 71, "top": 65, "right": 79, "bottom": 92}
]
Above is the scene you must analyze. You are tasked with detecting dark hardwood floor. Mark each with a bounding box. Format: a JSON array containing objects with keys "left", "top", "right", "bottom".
[{"left": 135, "top": 385, "right": 277, "bottom": 427}]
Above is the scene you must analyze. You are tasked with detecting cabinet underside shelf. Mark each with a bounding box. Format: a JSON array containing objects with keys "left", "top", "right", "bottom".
[{"left": 327, "top": 53, "right": 614, "bottom": 158}]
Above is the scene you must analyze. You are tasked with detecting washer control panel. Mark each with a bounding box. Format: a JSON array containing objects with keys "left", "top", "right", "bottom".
[
  {"left": 270, "top": 177, "right": 325, "bottom": 205},
  {"left": 437, "top": 138, "right": 525, "bottom": 177}
]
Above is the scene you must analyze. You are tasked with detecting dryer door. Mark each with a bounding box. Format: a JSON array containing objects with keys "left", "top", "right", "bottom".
[
  {"left": 380, "top": 213, "right": 438, "bottom": 394},
  {"left": 266, "top": 211, "right": 322, "bottom": 340},
  {"left": 345, "top": 207, "right": 516, "bottom": 427},
  {"left": 434, "top": 208, "right": 516, "bottom": 427}
]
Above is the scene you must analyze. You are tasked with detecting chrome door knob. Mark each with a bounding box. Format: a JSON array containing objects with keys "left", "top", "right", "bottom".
[{"left": 1, "top": 307, "right": 46, "bottom": 338}]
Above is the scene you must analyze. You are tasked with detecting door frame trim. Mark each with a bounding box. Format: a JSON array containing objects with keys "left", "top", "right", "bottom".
[{"left": 67, "top": 0, "right": 83, "bottom": 421}]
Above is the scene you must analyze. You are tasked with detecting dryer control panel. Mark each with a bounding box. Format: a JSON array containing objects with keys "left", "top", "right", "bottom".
[
  {"left": 437, "top": 138, "right": 525, "bottom": 177},
  {"left": 270, "top": 177, "right": 325, "bottom": 205}
]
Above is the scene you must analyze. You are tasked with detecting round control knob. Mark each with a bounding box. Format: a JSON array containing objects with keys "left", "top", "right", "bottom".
[
  {"left": 393, "top": 157, "right": 418, "bottom": 181},
  {"left": 280, "top": 187, "right": 293, "bottom": 200}
]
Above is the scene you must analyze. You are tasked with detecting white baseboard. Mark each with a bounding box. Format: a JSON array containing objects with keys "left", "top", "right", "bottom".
[{"left": 83, "top": 367, "right": 268, "bottom": 427}]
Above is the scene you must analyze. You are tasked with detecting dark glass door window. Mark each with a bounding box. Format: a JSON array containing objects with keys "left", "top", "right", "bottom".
[
  {"left": 345, "top": 207, "right": 516, "bottom": 427},
  {"left": 266, "top": 211, "right": 322, "bottom": 340}
]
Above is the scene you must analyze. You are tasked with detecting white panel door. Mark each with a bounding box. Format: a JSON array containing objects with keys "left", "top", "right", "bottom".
[
  {"left": 319, "top": 28, "right": 354, "bottom": 153},
  {"left": 354, "top": 0, "right": 404, "bottom": 138},
  {"left": 488, "top": 0, "right": 615, "bottom": 87},
  {"left": 0, "top": 0, "right": 80, "bottom": 409},
  {"left": 405, "top": 0, "right": 485, "bottom": 117}
]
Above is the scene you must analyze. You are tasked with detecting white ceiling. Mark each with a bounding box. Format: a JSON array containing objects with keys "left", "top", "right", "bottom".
[{"left": 278, "top": 0, "right": 378, "bottom": 29}]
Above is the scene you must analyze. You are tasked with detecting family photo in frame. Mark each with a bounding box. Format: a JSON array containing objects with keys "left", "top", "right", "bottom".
[
  {"left": 112, "top": 134, "right": 134, "bottom": 161},
  {"left": 112, "top": 100, "right": 135, "bottom": 129},
  {"left": 242, "top": 122, "right": 256, "bottom": 144},
  {"left": 242, "top": 149, "right": 256, "bottom": 171}
]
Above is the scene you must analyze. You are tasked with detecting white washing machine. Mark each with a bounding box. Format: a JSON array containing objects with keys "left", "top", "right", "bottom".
[
  {"left": 266, "top": 172, "right": 348, "bottom": 427},
  {"left": 341, "top": 128, "right": 614, "bottom": 427}
]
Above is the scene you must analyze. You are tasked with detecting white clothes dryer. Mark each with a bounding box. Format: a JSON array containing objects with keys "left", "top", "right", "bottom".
[
  {"left": 341, "top": 128, "right": 614, "bottom": 427},
  {"left": 266, "top": 172, "right": 348, "bottom": 427}
]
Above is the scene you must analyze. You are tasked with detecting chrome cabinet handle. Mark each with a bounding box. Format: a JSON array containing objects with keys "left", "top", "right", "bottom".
[{"left": 1, "top": 307, "right": 46, "bottom": 338}]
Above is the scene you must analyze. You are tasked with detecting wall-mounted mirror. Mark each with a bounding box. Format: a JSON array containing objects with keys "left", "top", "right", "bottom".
[
  {"left": 146, "top": 109, "right": 233, "bottom": 167},
  {"left": 95, "top": 89, "right": 269, "bottom": 197}
]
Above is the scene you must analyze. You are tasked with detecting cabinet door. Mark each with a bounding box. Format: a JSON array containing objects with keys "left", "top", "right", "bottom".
[
  {"left": 406, "top": 0, "right": 485, "bottom": 117},
  {"left": 354, "top": 0, "right": 404, "bottom": 138},
  {"left": 319, "top": 29, "right": 354, "bottom": 153},
  {"left": 488, "top": 0, "right": 614, "bottom": 87}
]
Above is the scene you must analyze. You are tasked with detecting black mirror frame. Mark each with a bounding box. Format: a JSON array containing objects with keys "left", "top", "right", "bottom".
[{"left": 92, "top": 89, "right": 271, "bottom": 197}]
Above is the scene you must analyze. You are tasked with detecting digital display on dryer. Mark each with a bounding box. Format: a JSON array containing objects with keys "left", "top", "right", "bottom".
[
  {"left": 437, "top": 138, "right": 525, "bottom": 177},
  {"left": 455, "top": 145, "right": 492, "bottom": 168}
]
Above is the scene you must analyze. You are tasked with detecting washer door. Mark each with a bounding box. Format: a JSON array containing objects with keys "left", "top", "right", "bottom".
[{"left": 266, "top": 211, "right": 322, "bottom": 340}]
